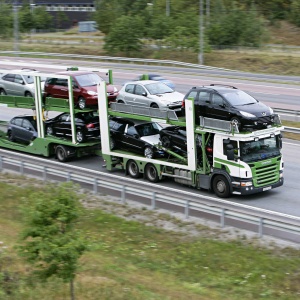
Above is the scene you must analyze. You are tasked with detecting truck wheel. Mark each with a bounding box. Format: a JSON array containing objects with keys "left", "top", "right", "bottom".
[
  {"left": 127, "top": 160, "right": 141, "bottom": 178},
  {"left": 213, "top": 175, "right": 230, "bottom": 198},
  {"left": 145, "top": 163, "right": 159, "bottom": 183},
  {"left": 144, "top": 146, "right": 154, "bottom": 159},
  {"left": 161, "top": 135, "right": 172, "bottom": 148},
  {"left": 55, "top": 145, "right": 68, "bottom": 162},
  {"left": 76, "top": 130, "right": 85, "bottom": 143},
  {"left": 110, "top": 137, "right": 116, "bottom": 150},
  {"left": 78, "top": 97, "right": 86, "bottom": 109}
]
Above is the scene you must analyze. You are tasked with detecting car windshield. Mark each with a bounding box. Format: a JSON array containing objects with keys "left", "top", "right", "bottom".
[
  {"left": 75, "top": 73, "right": 104, "bottom": 87},
  {"left": 145, "top": 82, "right": 174, "bottom": 95},
  {"left": 240, "top": 135, "right": 281, "bottom": 162},
  {"left": 135, "top": 123, "right": 162, "bottom": 136},
  {"left": 221, "top": 90, "right": 257, "bottom": 106},
  {"left": 23, "top": 75, "right": 46, "bottom": 84}
]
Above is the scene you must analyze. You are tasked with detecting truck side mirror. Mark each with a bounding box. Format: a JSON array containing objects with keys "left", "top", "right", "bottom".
[{"left": 226, "top": 144, "right": 234, "bottom": 161}]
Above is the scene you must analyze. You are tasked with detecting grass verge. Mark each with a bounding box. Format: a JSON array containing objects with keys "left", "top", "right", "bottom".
[{"left": 0, "top": 176, "right": 300, "bottom": 300}]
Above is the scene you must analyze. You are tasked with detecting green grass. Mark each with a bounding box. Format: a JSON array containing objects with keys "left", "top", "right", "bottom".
[{"left": 1, "top": 178, "right": 300, "bottom": 300}]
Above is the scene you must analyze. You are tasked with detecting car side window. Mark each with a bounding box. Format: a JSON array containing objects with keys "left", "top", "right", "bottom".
[
  {"left": 3, "top": 74, "right": 15, "bottom": 82},
  {"left": 15, "top": 75, "right": 23, "bottom": 84},
  {"left": 22, "top": 119, "right": 32, "bottom": 129},
  {"left": 13, "top": 118, "right": 22, "bottom": 127},
  {"left": 60, "top": 114, "right": 69, "bottom": 122},
  {"left": 199, "top": 91, "right": 211, "bottom": 103},
  {"left": 186, "top": 90, "right": 198, "bottom": 101},
  {"left": 212, "top": 93, "right": 224, "bottom": 106},
  {"left": 127, "top": 125, "right": 138, "bottom": 136},
  {"left": 56, "top": 79, "right": 68, "bottom": 87},
  {"left": 125, "top": 84, "right": 134, "bottom": 94},
  {"left": 135, "top": 85, "right": 145, "bottom": 96},
  {"left": 112, "top": 121, "right": 126, "bottom": 133}
]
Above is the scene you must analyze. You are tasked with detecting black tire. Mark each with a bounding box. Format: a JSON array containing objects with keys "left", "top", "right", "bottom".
[
  {"left": 7, "top": 130, "right": 14, "bottom": 142},
  {"left": 76, "top": 130, "right": 85, "bottom": 143},
  {"left": 127, "top": 160, "right": 141, "bottom": 178},
  {"left": 230, "top": 117, "right": 241, "bottom": 131},
  {"left": 0, "top": 89, "right": 7, "bottom": 95},
  {"left": 25, "top": 91, "right": 32, "bottom": 97},
  {"left": 144, "top": 146, "right": 154, "bottom": 159},
  {"left": 55, "top": 145, "right": 68, "bottom": 162},
  {"left": 161, "top": 135, "right": 172, "bottom": 148},
  {"left": 212, "top": 175, "right": 230, "bottom": 198},
  {"left": 145, "top": 163, "right": 159, "bottom": 183},
  {"left": 150, "top": 103, "right": 159, "bottom": 109},
  {"left": 117, "top": 100, "right": 124, "bottom": 104},
  {"left": 46, "top": 125, "right": 54, "bottom": 136},
  {"left": 78, "top": 97, "right": 86, "bottom": 110}
]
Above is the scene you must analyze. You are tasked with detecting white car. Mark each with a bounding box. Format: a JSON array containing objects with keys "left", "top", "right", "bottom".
[
  {"left": 116, "top": 80, "right": 184, "bottom": 110},
  {"left": 0, "top": 69, "right": 46, "bottom": 97}
]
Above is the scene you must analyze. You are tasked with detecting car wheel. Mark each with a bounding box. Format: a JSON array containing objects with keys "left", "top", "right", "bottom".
[
  {"left": 127, "top": 160, "right": 141, "bottom": 178},
  {"left": 25, "top": 91, "right": 32, "bottom": 97},
  {"left": 55, "top": 145, "right": 68, "bottom": 162},
  {"left": 110, "top": 137, "right": 116, "bottom": 150},
  {"left": 212, "top": 175, "right": 230, "bottom": 198},
  {"left": 150, "top": 103, "right": 159, "bottom": 109},
  {"left": 46, "top": 126, "right": 54, "bottom": 136},
  {"left": 161, "top": 135, "right": 172, "bottom": 148},
  {"left": 78, "top": 97, "right": 86, "bottom": 109},
  {"left": 145, "top": 163, "right": 159, "bottom": 183},
  {"left": 76, "top": 130, "right": 85, "bottom": 143},
  {"left": 7, "top": 130, "right": 15, "bottom": 142},
  {"left": 117, "top": 100, "right": 124, "bottom": 104},
  {"left": 144, "top": 146, "right": 154, "bottom": 159},
  {"left": 230, "top": 117, "right": 241, "bottom": 130},
  {"left": 0, "top": 89, "right": 7, "bottom": 95}
]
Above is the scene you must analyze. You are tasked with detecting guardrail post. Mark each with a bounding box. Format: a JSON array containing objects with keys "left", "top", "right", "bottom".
[
  {"left": 185, "top": 200, "right": 190, "bottom": 219},
  {"left": 151, "top": 192, "right": 156, "bottom": 210},
  {"left": 67, "top": 172, "right": 71, "bottom": 182},
  {"left": 121, "top": 186, "right": 126, "bottom": 204},
  {"left": 221, "top": 208, "right": 225, "bottom": 228},
  {"left": 43, "top": 166, "right": 47, "bottom": 182},
  {"left": 0, "top": 156, "right": 2, "bottom": 172},
  {"left": 93, "top": 178, "right": 98, "bottom": 194},
  {"left": 20, "top": 161, "right": 24, "bottom": 175},
  {"left": 258, "top": 217, "right": 263, "bottom": 238}
]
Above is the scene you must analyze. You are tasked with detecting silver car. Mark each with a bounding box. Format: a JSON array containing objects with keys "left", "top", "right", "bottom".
[
  {"left": 0, "top": 69, "right": 46, "bottom": 97},
  {"left": 116, "top": 80, "right": 184, "bottom": 110}
]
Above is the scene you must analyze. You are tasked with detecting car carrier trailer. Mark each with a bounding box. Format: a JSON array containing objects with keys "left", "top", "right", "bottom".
[
  {"left": 0, "top": 69, "right": 111, "bottom": 162},
  {"left": 97, "top": 82, "right": 284, "bottom": 198}
]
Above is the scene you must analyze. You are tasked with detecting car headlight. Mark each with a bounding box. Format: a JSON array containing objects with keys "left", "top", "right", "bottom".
[
  {"left": 113, "top": 87, "right": 118, "bottom": 92},
  {"left": 239, "top": 111, "right": 256, "bottom": 118},
  {"left": 269, "top": 107, "right": 274, "bottom": 114},
  {"left": 87, "top": 91, "right": 97, "bottom": 96}
]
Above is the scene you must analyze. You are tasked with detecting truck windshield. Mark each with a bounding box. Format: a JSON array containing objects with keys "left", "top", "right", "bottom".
[{"left": 240, "top": 135, "right": 281, "bottom": 162}]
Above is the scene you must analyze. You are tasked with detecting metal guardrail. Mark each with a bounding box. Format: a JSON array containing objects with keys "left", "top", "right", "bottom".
[{"left": 0, "top": 151, "right": 299, "bottom": 244}]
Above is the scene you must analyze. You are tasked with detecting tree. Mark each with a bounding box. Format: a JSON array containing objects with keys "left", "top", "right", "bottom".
[
  {"left": 0, "top": 2, "right": 13, "bottom": 38},
  {"left": 18, "top": 182, "right": 87, "bottom": 300},
  {"left": 104, "top": 15, "right": 144, "bottom": 56}
]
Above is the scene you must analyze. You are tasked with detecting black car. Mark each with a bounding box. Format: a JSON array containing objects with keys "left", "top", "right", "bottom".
[
  {"left": 109, "top": 117, "right": 164, "bottom": 158},
  {"left": 182, "top": 85, "right": 275, "bottom": 130},
  {"left": 45, "top": 111, "right": 100, "bottom": 143},
  {"left": 7, "top": 115, "right": 37, "bottom": 144},
  {"left": 160, "top": 126, "right": 187, "bottom": 151}
]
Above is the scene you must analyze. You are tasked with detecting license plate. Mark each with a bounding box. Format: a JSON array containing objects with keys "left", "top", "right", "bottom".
[{"left": 263, "top": 186, "right": 272, "bottom": 191}]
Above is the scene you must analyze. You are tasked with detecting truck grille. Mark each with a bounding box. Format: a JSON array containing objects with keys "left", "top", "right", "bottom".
[{"left": 250, "top": 160, "right": 280, "bottom": 187}]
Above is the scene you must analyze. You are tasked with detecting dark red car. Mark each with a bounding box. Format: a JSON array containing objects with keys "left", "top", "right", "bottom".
[{"left": 44, "top": 70, "right": 118, "bottom": 109}]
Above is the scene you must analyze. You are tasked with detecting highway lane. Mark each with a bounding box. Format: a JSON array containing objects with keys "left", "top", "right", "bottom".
[{"left": 0, "top": 56, "right": 300, "bottom": 111}]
